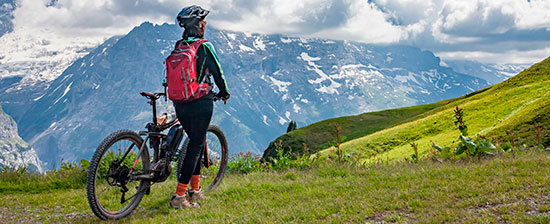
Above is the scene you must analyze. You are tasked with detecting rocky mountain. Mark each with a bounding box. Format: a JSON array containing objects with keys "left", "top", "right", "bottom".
[
  {"left": 0, "top": 0, "right": 100, "bottom": 122},
  {"left": 444, "top": 60, "right": 528, "bottom": 85},
  {"left": 4, "top": 22, "right": 491, "bottom": 168},
  {"left": 0, "top": 26, "right": 101, "bottom": 122},
  {"left": 0, "top": 104, "right": 42, "bottom": 172}
]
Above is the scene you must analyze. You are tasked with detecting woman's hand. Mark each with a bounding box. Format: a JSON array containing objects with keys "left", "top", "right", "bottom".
[{"left": 215, "top": 91, "right": 230, "bottom": 104}]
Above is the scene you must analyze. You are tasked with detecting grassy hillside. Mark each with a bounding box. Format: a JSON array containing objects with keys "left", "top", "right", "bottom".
[
  {"left": 269, "top": 57, "right": 549, "bottom": 162},
  {"left": 263, "top": 99, "right": 451, "bottom": 159},
  {"left": 1, "top": 151, "right": 550, "bottom": 223},
  {"left": 324, "top": 57, "right": 550, "bottom": 162}
]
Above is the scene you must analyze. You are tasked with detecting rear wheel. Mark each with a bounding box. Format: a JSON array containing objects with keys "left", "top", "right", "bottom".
[
  {"left": 177, "top": 124, "right": 228, "bottom": 192},
  {"left": 86, "top": 130, "right": 150, "bottom": 220}
]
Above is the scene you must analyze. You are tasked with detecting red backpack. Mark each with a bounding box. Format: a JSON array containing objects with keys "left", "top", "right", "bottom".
[{"left": 166, "top": 39, "right": 210, "bottom": 102}]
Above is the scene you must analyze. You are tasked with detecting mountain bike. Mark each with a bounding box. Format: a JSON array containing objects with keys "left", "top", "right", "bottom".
[{"left": 86, "top": 89, "right": 228, "bottom": 220}]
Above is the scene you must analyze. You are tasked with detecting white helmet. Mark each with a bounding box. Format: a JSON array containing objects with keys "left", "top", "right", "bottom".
[{"left": 176, "top": 5, "right": 209, "bottom": 28}]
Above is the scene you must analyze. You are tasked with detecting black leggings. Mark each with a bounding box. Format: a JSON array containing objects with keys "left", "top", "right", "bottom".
[{"left": 174, "top": 94, "right": 213, "bottom": 184}]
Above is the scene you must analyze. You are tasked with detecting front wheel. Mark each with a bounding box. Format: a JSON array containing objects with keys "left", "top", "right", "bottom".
[
  {"left": 177, "top": 124, "right": 228, "bottom": 192},
  {"left": 86, "top": 130, "right": 150, "bottom": 220}
]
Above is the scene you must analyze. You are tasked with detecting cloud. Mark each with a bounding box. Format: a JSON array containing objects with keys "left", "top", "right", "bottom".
[
  {"left": 437, "top": 47, "right": 550, "bottom": 64},
  {"left": 8, "top": 0, "right": 550, "bottom": 64},
  {"left": 12, "top": 0, "right": 179, "bottom": 38},
  {"left": 369, "top": 0, "right": 550, "bottom": 63}
]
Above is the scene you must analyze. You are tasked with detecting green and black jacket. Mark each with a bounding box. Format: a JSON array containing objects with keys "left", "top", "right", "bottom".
[{"left": 183, "top": 37, "right": 229, "bottom": 96}]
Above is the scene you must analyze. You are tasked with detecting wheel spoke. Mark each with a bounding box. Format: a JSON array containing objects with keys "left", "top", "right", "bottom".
[
  {"left": 87, "top": 130, "right": 149, "bottom": 219},
  {"left": 175, "top": 125, "right": 227, "bottom": 194}
]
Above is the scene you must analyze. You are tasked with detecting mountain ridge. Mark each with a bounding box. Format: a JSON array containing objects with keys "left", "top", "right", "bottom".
[{"left": 5, "top": 22, "right": 495, "bottom": 168}]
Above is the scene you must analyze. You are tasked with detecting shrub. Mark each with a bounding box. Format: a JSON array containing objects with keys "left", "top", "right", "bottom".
[
  {"left": 227, "top": 152, "right": 266, "bottom": 174},
  {"left": 0, "top": 159, "right": 89, "bottom": 193},
  {"left": 228, "top": 140, "right": 318, "bottom": 174},
  {"left": 432, "top": 106, "right": 499, "bottom": 160},
  {"left": 328, "top": 124, "right": 347, "bottom": 162}
]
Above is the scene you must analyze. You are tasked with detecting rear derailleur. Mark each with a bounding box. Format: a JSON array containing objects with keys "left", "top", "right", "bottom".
[{"left": 106, "top": 159, "right": 131, "bottom": 203}]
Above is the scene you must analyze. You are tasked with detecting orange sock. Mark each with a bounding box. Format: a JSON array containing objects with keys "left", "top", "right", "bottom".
[
  {"left": 190, "top": 175, "right": 201, "bottom": 191},
  {"left": 175, "top": 182, "right": 188, "bottom": 196}
]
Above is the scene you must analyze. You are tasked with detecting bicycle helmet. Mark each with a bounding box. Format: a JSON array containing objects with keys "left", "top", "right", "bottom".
[{"left": 176, "top": 5, "right": 210, "bottom": 28}]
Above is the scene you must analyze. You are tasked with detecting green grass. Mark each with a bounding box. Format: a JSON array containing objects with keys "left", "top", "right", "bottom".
[
  {"left": 1, "top": 151, "right": 550, "bottom": 223},
  {"left": 314, "top": 57, "right": 550, "bottom": 163},
  {"left": 263, "top": 101, "right": 449, "bottom": 158},
  {"left": 0, "top": 162, "right": 88, "bottom": 194}
]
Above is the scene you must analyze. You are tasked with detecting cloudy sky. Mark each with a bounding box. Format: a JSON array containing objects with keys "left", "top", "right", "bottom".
[{"left": 9, "top": 0, "right": 550, "bottom": 64}]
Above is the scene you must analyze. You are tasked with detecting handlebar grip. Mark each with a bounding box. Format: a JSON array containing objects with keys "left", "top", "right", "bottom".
[{"left": 140, "top": 92, "right": 154, "bottom": 97}]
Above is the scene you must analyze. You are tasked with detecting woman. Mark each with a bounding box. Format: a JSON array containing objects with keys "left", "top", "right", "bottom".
[{"left": 170, "top": 5, "right": 230, "bottom": 209}]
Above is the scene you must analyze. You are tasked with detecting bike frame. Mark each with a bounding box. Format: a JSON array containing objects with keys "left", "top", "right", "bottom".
[{"left": 122, "top": 91, "right": 212, "bottom": 182}]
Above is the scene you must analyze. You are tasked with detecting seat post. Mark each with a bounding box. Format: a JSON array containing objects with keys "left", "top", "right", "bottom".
[{"left": 152, "top": 98, "right": 158, "bottom": 125}]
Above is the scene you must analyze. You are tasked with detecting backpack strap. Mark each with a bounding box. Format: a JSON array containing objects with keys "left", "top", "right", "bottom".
[
  {"left": 190, "top": 40, "right": 208, "bottom": 82},
  {"left": 174, "top": 40, "right": 184, "bottom": 50},
  {"left": 189, "top": 39, "right": 207, "bottom": 50},
  {"left": 175, "top": 39, "right": 208, "bottom": 50}
]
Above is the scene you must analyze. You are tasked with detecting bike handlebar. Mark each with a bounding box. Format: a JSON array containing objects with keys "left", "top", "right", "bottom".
[
  {"left": 140, "top": 91, "right": 225, "bottom": 103},
  {"left": 213, "top": 93, "right": 229, "bottom": 104}
]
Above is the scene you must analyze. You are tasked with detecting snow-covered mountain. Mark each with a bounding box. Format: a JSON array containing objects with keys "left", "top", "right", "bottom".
[
  {"left": 4, "top": 22, "right": 494, "bottom": 168},
  {"left": 0, "top": 26, "right": 102, "bottom": 121},
  {"left": 0, "top": 104, "right": 42, "bottom": 172},
  {"left": 444, "top": 60, "right": 528, "bottom": 85}
]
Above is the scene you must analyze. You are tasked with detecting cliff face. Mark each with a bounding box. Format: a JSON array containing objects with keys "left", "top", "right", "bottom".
[{"left": 0, "top": 105, "right": 42, "bottom": 172}]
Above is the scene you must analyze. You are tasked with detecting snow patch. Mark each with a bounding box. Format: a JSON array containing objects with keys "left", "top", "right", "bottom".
[
  {"left": 239, "top": 44, "right": 255, "bottom": 52},
  {"left": 278, "top": 116, "right": 287, "bottom": 125},
  {"left": 300, "top": 52, "right": 320, "bottom": 62},
  {"left": 268, "top": 76, "right": 291, "bottom": 93},
  {"left": 281, "top": 38, "right": 292, "bottom": 43},
  {"left": 395, "top": 72, "right": 420, "bottom": 84},
  {"left": 33, "top": 94, "right": 46, "bottom": 101},
  {"left": 300, "top": 52, "right": 341, "bottom": 94},
  {"left": 263, "top": 115, "right": 269, "bottom": 126},
  {"left": 293, "top": 104, "right": 301, "bottom": 113},
  {"left": 48, "top": 122, "right": 57, "bottom": 128},
  {"left": 253, "top": 37, "right": 266, "bottom": 51},
  {"left": 53, "top": 82, "right": 73, "bottom": 104}
]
